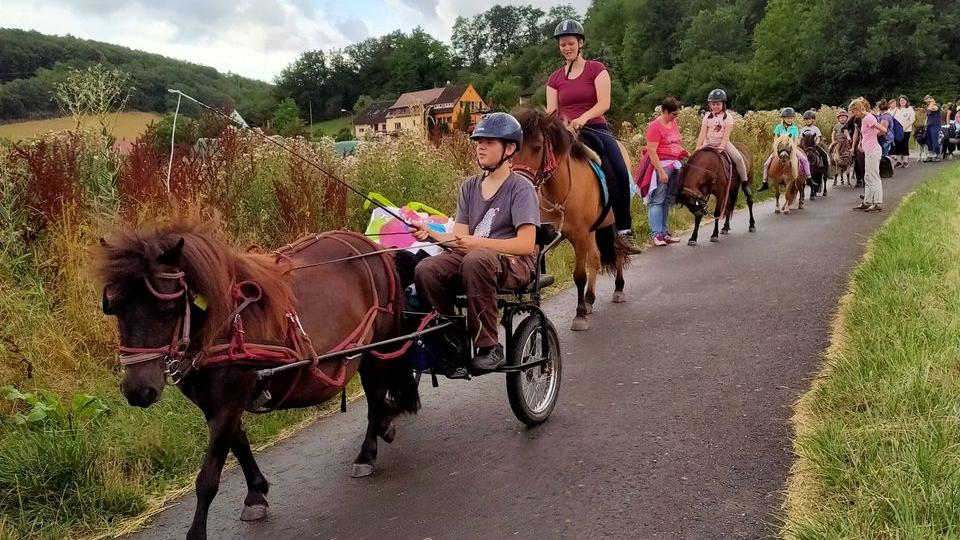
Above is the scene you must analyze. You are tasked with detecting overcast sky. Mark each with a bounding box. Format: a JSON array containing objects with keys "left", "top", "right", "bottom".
[{"left": 1, "top": 0, "right": 588, "bottom": 82}]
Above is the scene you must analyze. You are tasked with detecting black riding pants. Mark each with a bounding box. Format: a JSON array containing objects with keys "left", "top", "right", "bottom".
[{"left": 579, "top": 123, "right": 632, "bottom": 231}]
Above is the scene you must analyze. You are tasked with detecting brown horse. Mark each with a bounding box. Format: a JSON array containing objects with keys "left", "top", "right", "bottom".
[
  {"left": 829, "top": 136, "right": 853, "bottom": 186},
  {"left": 98, "top": 217, "right": 418, "bottom": 540},
  {"left": 800, "top": 132, "right": 828, "bottom": 198},
  {"left": 676, "top": 146, "right": 756, "bottom": 245},
  {"left": 768, "top": 133, "right": 804, "bottom": 214},
  {"left": 513, "top": 109, "right": 630, "bottom": 331}
]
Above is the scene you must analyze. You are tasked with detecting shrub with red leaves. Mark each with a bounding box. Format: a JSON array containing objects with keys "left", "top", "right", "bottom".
[{"left": 10, "top": 133, "right": 83, "bottom": 231}]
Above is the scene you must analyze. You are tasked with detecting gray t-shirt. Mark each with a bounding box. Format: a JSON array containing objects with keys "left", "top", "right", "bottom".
[{"left": 455, "top": 172, "right": 540, "bottom": 239}]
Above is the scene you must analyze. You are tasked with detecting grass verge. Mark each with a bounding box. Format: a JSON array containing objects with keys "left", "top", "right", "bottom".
[{"left": 782, "top": 162, "right": 960, "bottom": 538}]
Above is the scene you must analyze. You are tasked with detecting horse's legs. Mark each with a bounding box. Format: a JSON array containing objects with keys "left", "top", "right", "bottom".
[
  {"left": 232, "top": 425, "right": 270, "bottom": 521},
  {"left": 744, "top": 183, "right": 756, "bottom": 232},
  {"left": 570, "top": 236, "right": 590, "bottom": 331},
  {"left": 774, "top": 185, "right": 782, "bottom": 214},
  {"left": 187, "top": 408, "right": 243, "bottom": 540},
  {"left": 353, "top": 360, "right": 389, "bottom": 477},
  {"left": 584, "top": 243, "right": 599, "bottom": 314},
  {"left": 688, "top": 213, "right": 702, "bottom": 246},
  {"left": 710, "top": 203, "right": 721, "bottom": 242}
]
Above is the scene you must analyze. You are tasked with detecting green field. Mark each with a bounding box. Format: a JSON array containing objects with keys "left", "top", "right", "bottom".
[
  {"left": 311, "top": 115, "right": 352, "bottom": 138},
  {"left": 0, "top": 112, "right": 161, "bottom": 142},
  {"left": 783, "top": 162, "right": 960, "bottom": 538}
]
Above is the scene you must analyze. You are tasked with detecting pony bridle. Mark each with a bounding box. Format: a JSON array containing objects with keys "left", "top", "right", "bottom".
[
  {"left": 512, "top": 138, "right": 558, "bottom": 187},
  {"left": 117, "top": 270, "right": 194, "bottom": 383}
]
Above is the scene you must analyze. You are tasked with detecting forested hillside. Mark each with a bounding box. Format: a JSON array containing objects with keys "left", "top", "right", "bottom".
[{"left": 0, "top": 28, "right": 277, "bottom": 123}]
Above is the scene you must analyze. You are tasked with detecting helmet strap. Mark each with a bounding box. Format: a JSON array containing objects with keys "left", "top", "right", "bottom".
[{"left": 478, "top": 144, "right": 515, "bottom": 174}]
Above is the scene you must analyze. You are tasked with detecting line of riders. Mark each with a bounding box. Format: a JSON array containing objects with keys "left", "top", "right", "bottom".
[{"left": 413, "top": 18, "right": 922, "bottom": 369}]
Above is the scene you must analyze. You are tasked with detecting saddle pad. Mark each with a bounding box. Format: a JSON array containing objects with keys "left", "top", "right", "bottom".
[{"left": 589, "top": 161, "right": 610, "bottom": 208}]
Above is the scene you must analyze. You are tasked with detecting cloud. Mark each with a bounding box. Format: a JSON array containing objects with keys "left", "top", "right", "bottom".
[
  {"left": 395, "top": 0, "right": 591, "bottom": 39},
  {"left": 1, "top": 0, "right": 361, "bottom": 80},
  {"left": 2, "top": 0, "right": 589, "bottom": 81}
]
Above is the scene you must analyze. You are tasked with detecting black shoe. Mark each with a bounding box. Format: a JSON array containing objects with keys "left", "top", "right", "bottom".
[
  {"left": 614, "top": 231, "right": 643, "bottom": 254},
  {"left": 853, "top": 203, "right": 870, "bottom": 210},
  {"left": 443, "top": 366, "right": 471, "bottom": 380},
  {"left": 865, "top": 204, "right": 882, "bottom": 213},
  {"left": 471, "top": 344, "right": 505, "bottom": 372},
  {"left": 758, "top": 181, "right": 769, "bottom": 191}
]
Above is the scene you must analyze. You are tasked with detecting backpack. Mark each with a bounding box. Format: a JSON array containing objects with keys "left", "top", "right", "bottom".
[{"left": 887, "top": 114, "right": 904, "bottom": 142}]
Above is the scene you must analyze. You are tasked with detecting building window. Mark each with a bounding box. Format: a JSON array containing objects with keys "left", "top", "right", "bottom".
[{"left": 394, "top": 122, "right": 401, "bottom": 130}]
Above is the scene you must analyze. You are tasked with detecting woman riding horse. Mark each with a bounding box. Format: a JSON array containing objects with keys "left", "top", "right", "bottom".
[{"left": 546, "top": 19, "right": 640, "bottom": 254}]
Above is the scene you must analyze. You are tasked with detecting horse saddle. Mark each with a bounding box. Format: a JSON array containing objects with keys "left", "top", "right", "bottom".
[
  {"left": 704, "top": 147, "right": 737, "bottom": 182},
  {"left": 581, "top": 146, "right": 602, "bottom": 166}
]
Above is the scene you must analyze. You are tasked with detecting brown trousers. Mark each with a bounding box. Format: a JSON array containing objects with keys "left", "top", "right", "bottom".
[{"left": 414, "top": 249, "right": 535, "bottom": 349}]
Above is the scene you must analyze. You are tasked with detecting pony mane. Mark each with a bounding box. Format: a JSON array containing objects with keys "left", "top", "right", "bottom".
[
  {"left": 97, "top": 215, "right": 293, "bottom": 348},
  {"left": 514, "top": 108, "right": 591, "bottom": 161}
]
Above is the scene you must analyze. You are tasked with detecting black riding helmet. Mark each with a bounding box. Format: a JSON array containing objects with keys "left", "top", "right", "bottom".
[
  {"left": 802, "top": 110, "right": 817, "bottom": 120},
  {"left": 708, "top": 88, "right": 728, "bottom": 102},
  {"left": 554, "top": 19, "right": 585, "bottom": 40},
  {"left": 780, "top": 107, "right": 797, "bottom": 118},
  {"left": 471, "top": 112, "right": 523, "bottom": 173},
  {"left": 554, "top": 19, "right": 585, "bottom": 79}
]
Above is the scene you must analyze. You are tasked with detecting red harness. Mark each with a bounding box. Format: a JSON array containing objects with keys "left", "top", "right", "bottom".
[{"left": 117, "top": 231, "right": 399, "bottom": 387}]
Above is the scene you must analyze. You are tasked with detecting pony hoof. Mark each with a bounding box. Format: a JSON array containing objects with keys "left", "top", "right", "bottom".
[
  {"left": 240, "top": 505, "right": 268, "bottom": 522},
  {"left": 749, "top": 226, "right": 756, "bottom": 233},
  {"left": 570, "top": 317, "right": 590, "bottom": 331},
  {"left": 351, "top": 462, "right": 375, "bottom": 478},
  {"left": 687, "top": 240, "right": 697, "bottom": 246},
  {"left": 774, "top": 208, "right": 781, "bottom": 214},
  {"left": 783, "top": 210, "right": 791, "bottom": 215},
  {"left": 380, "top": 423, "right": 396, "bottom": 443},
  {"left": 710, "top": 237, "right": 719, "bottom": 243},
  {"left": 720, "top": 229, "right": 729, "bottom": 235},
  {"left": 612, "top": 291, "right": 626, "bottom": 303}
]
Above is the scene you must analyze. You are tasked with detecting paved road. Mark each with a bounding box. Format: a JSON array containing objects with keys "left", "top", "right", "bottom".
[{"left": 129, "top": 164, "right": 940, "bottom": 540}]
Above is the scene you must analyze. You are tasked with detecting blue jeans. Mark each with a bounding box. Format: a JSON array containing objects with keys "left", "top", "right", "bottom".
[
  {"left": 647, "top": 182, "right": 669, "bottom": 237},
  {"left": 926, "top": 125, "right": 941, "bottom": 155}
]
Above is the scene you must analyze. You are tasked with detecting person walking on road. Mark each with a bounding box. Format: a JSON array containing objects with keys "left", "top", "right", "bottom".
[{"left": 850, "top": 97, "right": 887, "bottom": 212}]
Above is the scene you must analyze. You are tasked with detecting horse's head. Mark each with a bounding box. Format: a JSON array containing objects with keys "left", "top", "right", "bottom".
[
  {"left": 775, "top": 134, "right": 794, "bottom": 164},
  {"left": 800, "top": 132, "right": 817, "bottom": 149},
  {"left": 98, "top": 217, "right": 290, "bottom": 408},
  {"left": 99, "top": 234, "right": 197, "bottom": 407},
  {"left": 513, "top": 108, "right": 586, "bottom": 184}
]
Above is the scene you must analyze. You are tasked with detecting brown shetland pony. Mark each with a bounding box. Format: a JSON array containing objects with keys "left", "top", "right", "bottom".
[
  {"left": 769, "top": 133, "right": 804, "bottom": 214},
  {"left": 513, "top": 109, "right": 630, "bottom": 331},
  {"left": 829, "top": 136, "right": 854, "bottom": 186},
  {"left": 98, "top": 217, "right": 418, "bottom": 540},
  {"left": 676, "top": 146, "right": 756, "bottom": 245}
]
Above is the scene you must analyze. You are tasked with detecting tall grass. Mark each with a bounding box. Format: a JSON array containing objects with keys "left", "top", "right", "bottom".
[{"left": 783, "top": 162, "right": 960, "bottom": 539}]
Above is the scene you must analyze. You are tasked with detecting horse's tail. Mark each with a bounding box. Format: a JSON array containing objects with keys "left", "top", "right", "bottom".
[
  {"left": 385, "top": 363, "right": 421, "bottom": 415},
  {"left": 595, "top": 225, "right": 625, "bottom": 273}
]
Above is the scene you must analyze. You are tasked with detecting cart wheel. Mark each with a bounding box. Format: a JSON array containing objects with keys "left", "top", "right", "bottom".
[{"left": 506, "top": 314, "right": 561, "bottom": 426}]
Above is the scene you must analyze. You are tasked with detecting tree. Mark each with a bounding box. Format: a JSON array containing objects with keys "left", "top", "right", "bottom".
[
  {"left": 488, "top": 80, "right": 520, "bottom": 111},
  {"left": 352, "top": 95, "right": 373, "bottom": 115},
  {"left": 271, "top": 98, "right": 307, "bottom": 137}
]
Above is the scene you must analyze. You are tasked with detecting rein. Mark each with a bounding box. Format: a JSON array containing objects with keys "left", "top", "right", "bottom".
[
  {"left": 117, "top": 232, "right": 398, "bottom": 388},
  {"left": 512, "top": 131, "right": 573, "bottom": 232}
]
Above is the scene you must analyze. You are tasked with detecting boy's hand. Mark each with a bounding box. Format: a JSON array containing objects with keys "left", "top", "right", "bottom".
[
  {"left": 454, "top": 235, "right": 485, "bottom": 251},
  {"left": 410, "top": 223, "right": 432, "bottom": 242}
]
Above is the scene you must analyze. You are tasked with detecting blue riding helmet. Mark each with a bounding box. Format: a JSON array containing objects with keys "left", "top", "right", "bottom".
[{"left": 471, "top": 112, "right": 523, "bottom": 151}]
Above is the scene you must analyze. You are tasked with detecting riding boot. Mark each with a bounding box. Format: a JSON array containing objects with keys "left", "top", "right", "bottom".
[{"left": 614, "top": 231, "right": 642, "bottom": 254}]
